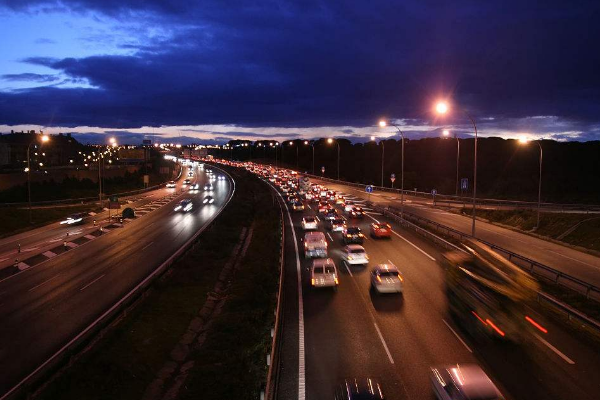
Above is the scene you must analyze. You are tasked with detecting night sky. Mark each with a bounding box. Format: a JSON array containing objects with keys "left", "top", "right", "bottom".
[{"left": 1, "top": 0, "right": 599, "bottom": 144}]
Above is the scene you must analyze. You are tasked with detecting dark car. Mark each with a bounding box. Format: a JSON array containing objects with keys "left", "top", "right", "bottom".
[
  {"left": 324, "top": 208, "right": 338, "bottom": 221},
  {"left": 334, "top": 378, "right": 385, "bottom": 400},
  {"left": 343, "top": 226, "right": 364, "bottom": 244},
  {"left": 349, "top": 206, "right": 365, "bottom": 218}
]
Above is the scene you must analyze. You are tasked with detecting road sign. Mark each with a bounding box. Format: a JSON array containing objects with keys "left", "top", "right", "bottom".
[
  {"left": 366, "top": 185, "right": 373, "bottom": 193},
  {"left": 321, "top": 166, "right": 325, "bottom": 174},
  {"left": 390, "top": 173, "right": 396, "bottom": 183},
  {"left": 431, "top": 189, "right": 437, "bottom": 196},
  {"left": 461, "top": 178, "right": 469, "bottom": 190}
]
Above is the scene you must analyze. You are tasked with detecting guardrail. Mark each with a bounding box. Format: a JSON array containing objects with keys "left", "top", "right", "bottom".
[
  {"left": 264, "top": 194, "right": 286, "bottom": 400},
  {"left": 0, "top": 165, "right": 235, "bottom": 400}
]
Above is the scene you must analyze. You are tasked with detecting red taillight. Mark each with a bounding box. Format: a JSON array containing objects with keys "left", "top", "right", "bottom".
[
  {"left": 485, "top": 319, "right": 505, "bottom": 337},
  {"left": 525, "top": 315, "right": 548, "bottom": 334},
  {"left": 471, "top": 311, "right": 487, "bottom": 326}
]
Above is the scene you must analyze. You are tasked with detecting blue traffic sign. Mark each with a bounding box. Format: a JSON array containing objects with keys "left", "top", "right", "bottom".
[
  {"left": 431, "top": 189, "right": 437, "bottom": 195},
  {"left": 461, "top": 178, "right": 469, "bottom": 190},
  {"left": 366, "top": 185, "right": 373, "bottom": 193}
]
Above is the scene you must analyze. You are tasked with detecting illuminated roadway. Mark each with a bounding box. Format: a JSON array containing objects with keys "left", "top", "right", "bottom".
[
  {"left": 270, "top": 176, "right": 600, "bottom": 400},
  {"left": 0, "top": 164, "right": 234, "bottom": 397}
]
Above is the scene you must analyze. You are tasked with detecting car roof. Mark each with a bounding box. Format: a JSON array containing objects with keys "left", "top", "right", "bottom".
[
  {"left": 312, "top": 258, "right": 335, "bottom": 268},
  {"left": 346, "top": 244, "right": 365, "bottom": 251},
  {"left": 443, "top": 364, "right": 500, "bottom": 399},
  {"left": 374, "top": 263, "right": 398, "bottom": 272},
  {"left": 346, "top": 226, "right": 361, "bottom": 231}
]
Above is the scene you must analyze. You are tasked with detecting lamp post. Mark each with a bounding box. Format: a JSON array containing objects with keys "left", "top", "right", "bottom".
[
  {"left": 288, "top": 141, "right": 299, "bottom": 170},
  {"left": 436, "top": 101, "right": 478, "bottom": 237},
  {"left": 443, "top": 130, "right": 460, "bottom": 196},
  {"left": 327, "top": 138, "right": 340, "bottom": 180},
  {"left": 304, "top": 140, "right": 315, "bottom": 174},
  {"left": 26, "top": 134, "right": 50, "bottom": 224},
  {"left": 379, "top": 120, "right": 405, "bottom": 219},
  {"left": 519, "top": 136, "right": 543, "bottom": 230},
  {"left": 371, "top": 136, "right": 385, "bottom": 187}
]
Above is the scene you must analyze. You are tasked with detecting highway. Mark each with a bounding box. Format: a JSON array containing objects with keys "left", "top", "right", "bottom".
[
  {"left": 268, "top": 175, "right": 600, "bottom": 400},
  {"left": 0, "top": 163, "right": 234, "bottom": 397},
  {"left": 310, "top": 179, "right": 600, "bottom": 289}
]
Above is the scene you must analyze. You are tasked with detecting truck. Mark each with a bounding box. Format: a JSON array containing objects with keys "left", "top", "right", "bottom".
[
  {"left": 443, "top": 240, "right": 539, "bottom": 343},
  {"left": 304, "top": 231, "right": 328, "bottom": 259},
  {"left": 298, "top": 175, "right": 311, "bottom": 195}
]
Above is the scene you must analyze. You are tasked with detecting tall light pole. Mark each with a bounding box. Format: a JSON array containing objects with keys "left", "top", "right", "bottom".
[
  {"left": 519, "top": 136, "right": 543, "bottom": 230},
  {"left": 327, "top": 138, "right": 340, "bottom": 180},
  {"left": 379, "top": 120, "right": 405, "bottom": 219},
  {"left": 304, "top": 140, "right": 315, "bottom": 174},
  {"left": 26, "top": 134, "right": 50, "bottom": 224},
  {"left": 443, "top": 129, "right": 460, "bottom": 196},
  {"left": 371, "top": 136, "right": 385, "bottom": 187},
  {"left": 288, "top": 141, "right": 299, "bottom": 170},
  {"left": 436, "top": 101, "right": 478, "bottom": 237}
]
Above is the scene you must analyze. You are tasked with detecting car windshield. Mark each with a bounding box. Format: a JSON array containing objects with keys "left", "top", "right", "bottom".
[
  {"left": 305, "top": 218, "right": 315, "bottom": 223},
  {"left": 347, "top": 227, "right": 360, "bottom": 234},
  {"left": 350, "top": 248, "right": 364, "bottom": 254},
  {"left": 379, "top": 271, "right": 399, "bottom": 277},
  {"left": 324, "top": 266, "right": 335, "bottom": 274},
  {"left": 314, "top": 267, "right": 324, "bottom": 274},
  {"left": 333, "top": 219, "right": 344, "bottom": 224}
]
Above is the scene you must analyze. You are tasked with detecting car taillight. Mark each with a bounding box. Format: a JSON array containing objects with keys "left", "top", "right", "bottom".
[
  {"left": 376, "top": 276, "right": 382, "bottom": 282},
  {"left": 334, "top": 277, "right": 339, "bottom": 285},
  {"left": 311, "top": 279, "right": 315, "bottom": 286}
]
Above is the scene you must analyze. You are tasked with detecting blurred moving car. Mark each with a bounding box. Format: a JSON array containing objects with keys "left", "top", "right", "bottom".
[
  {"left": 342, "top": 245, "right": 369, "bottom": 265},
  {"left": 174, "top": 199, "right": 193, "bottom": 212},
  {"left": 293, "top": 201, "right": 305, "bottom": 211},
  {"left": 183, "top": 178, "right": 191, "bottom": 185},
  {"left": 204, "top": 183, "right": 214, "bottom": 191},
  {"left": 189, "top": 183, "right": 200, "bottom": 190},
  {"left": 328, "top": 218, "right": 347, "bottom": 232},
  {"left": 371, "top": 264, "right": 404, "bottom": 294},
  {"left": 430, "top": 364, "right": 503, "bottom": 400},
  {"left": 166, "top": 181, "right": 176, "bottom": 188},
  {"left": 324, "top": 208, "right": 338, "bottom": 221},
  {"left": 310, "top": 258, "right": 339, "bottom": 289},
  {"left": 370, "top": 222, "right": 392, "bottom": 238},
  {"left": 304, "top": 231, "right": 328, "bottom": 258},
  {"left": 218, "top": 175, "right": 225, "bottom": 180},
  {"left": 334, "top": 378, "right": 385, "bottom": 400},
  {"left": 343, "top": 200, "right": 355, "bottom": 212},
  {"left": 60, "top": 212, "right": 88, "bottom": 225},
  {"left": 349, "top": 206, "right": 365, "bottom": 218},
  {"left": 301, "top": 216, "right": 318, "bottom": 230},
  {"left": 343, "top": 226, "right": 364, "bottom": 244},
  {"left": 203, "top": 195, "right": 214, "bottom": 204}
]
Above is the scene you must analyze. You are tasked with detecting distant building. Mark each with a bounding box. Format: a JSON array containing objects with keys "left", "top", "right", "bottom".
[{"left": 0, "top": 131, "right": 84, "bottom": 170}]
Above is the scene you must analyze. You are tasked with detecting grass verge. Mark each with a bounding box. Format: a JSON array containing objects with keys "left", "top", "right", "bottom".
[
  {"left": 36, "top": 167, "right": 279, "bottom": 400},
  {"left": 460, "top": 208, "right": 600, "bottom": 252},
  {"left": 0, "top": 205, "right": 102, "bottom": 238}
]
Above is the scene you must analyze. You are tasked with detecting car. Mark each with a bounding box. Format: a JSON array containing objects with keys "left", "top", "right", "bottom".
[
  {"left": 304, "top": 192, "right": 314, "bottom": 201},
  {"left": 328, "top": 218, "right": 346, "bottom": 232},
  {"left": 292, "top": 201, "right": 305, "bottom": 211},
  {"left": 335, "top": 194, "right": 345, "bottom": 204},
  {"left": 301, "top": 216, "right": 318, "bottom": 230},
  {"left": 343, "top": 200, "right": 355, "bottom": 212},
  {"left": 218, "top": 175, "right": 225, "bottom": 180},
  {"left": 430, "top": 364, "right": 503, "bottom": 400},
  {"left": 342, "top": 244, "right": 369, "bottom": 265},
  {"left": 324, "top": 208, "right": 338, "bottom": 221},
  {"left": 183, "top": 178, "right": 191, "bottom": 185},
  {"left": 204, "top": 183, "right": 214, "bottom": 191},
  {"left": 310, "top": 258, "right": 339, "bottom": 289},
  {"left": 189, "top": 183, "right": 200, "bottom": 190},
  {"left": 304, "top": 231, "right": 328, "bottom": 258},
  {"left": 188, "top": 171, "right": 194, "bottom": 177},
  {"left": 348, "top": 206, "right": 364, "bottom": 218},
  {"left": 318, "top": 201, "right": 329, "bottom": 214},
  {"left": 334, "top": 378, "right": 385, "bottom": 400},
  {"left": 370, "top": 222, "right": 392, "bottom": 238},
  {"left": 60, "top": 212, "right": 87, "bottom": 225},
  {"left": 342, "top": 226, "right": 364, "bottom": 244},
  {"left": 209, "top": 175, "right": 216, "bottom": 181},
  {"left": 166, "top": 181, "right": 176, "bottom": 188},
  {"left": 371, "top": 264, "right": 404, "bottom": 294},
  {"left": 203, "top": 195, "right": 215, "bottom": 204},
  {"left": 281, "top": 186, "right": 290, "bottom": 194},
  {"left": 174, "top": 199, "right": 193, "bottom": 212}
]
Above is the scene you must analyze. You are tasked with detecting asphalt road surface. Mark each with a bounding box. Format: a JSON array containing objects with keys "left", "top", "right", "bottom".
[
  {"left": 0, "top": 164, "right": 233, "bottom": 397},
  {"left": 272, "top": 180, "right": 600, "bottom": 400},
  {"left": 311, "top": 179, "right": 600, "bottom": 290}
]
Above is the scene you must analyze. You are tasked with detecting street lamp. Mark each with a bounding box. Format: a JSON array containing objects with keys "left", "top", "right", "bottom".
[
  {"left": 371, "top": 135, "right": 385, "bottom": 187},
  {"left": 379, "top": 120, "right": 405, "bottom": 219},
  {"left": 288, "top": 141, "right": 299, "bottom": 170},
  {"left": 304, "top": 140, "right": 315, "bottom": 174},
  {"left": 443, "top": 130, "right": 460, "bottom": 196},
  {"left": 435, "top": 101, "right": 478, "bottom": 237},
  {"left": 27, "top": 134, "right": 50, "bottom": 223},
  {"left": 327, "top": 138, "right": 340, "bottom": 180},
  {"left": 518, "top": 136, "right": 543, "bottom": 230}
]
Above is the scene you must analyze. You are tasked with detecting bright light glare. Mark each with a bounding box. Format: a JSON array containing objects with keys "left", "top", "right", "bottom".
[
  {"left": 370, "top": 136, "right": 376, "bottom": 141},
  {"left": 41, "top": 135, "right": 50, "bottom": 142},
  {"left": 519, "top": 135, "right": 528, "bottom": 144},
  {"left": 378, "top": 120, "right": 387, "bottom": 128},
  {"left": 327, "top": 138, "right": 333, "bottom": 144},
  {"left": 436, "top": 102, "right": 449, "bottom": 114},
  {"left": 109, "top": 137, "right": 116, "bottom": 144},
  {"left": 443, "top": 130, "right": 450, "bottom": 137}
]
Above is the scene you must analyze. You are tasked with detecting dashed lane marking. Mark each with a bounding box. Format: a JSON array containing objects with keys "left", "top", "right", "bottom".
[
  {"left": 326, "top": 232, "right": 334, "bottom": 242},
  {"left": 443, "top": 319, "right": 473, "bottom": 353},
  {"left": 533, "top": 333, "right": 575, "bottom": 364},
  {"left": 42, "top": 251, "right": 57, "bottom": 258},
  {"left": 65, "top": 242, "right": 78, "bottom": 248},
  {"left": 28, "top": 274, "right": 60, "bottom": 292},
  {"left": 80, "top": 274, "right": 106, "bottom": 291},
  {"left": 84, "top": 235, "right": 96, "bottom": 240}
]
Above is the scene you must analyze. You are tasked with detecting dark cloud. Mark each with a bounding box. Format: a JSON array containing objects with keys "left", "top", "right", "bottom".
[
  {"left": 2, "top": 73, "right": 59, "bottom": 82},
  {"left": 1, "top": 0, "right": 600, "bottom": 139}
]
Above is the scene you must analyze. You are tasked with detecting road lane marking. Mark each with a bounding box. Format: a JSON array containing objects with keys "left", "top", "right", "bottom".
[
  {"left": 42, "top": 251, "right": 57, "bottom": 258},
  {"left": 28, "top": 274, "right": 60, "bottom": 292},
  {"left": 21, "top": 247, "right": 39, "bottom": 252},
  {"left": 0, "top": 257, "right": 8, "bottom": 263},
  {"left": 142, "top": 241, "right": 154, "bottom": 251},
  {"left": 344, "top": 260, "right": 353, "bottom": 276},
  {"left": 373, "top": 323, "right": 395, "bottom": 364},
  {"left": 80, "top": 274, "right": 106, "bottom": 291},
  {"left": 390, "top": 230, "right": 436, "bottom": 261},
  {"left": 84, "top": 235, "right": 96, "bottom": 240},
  {"left": 17, "top": 262, "right": 30, "bottom": 270},
  {"left": 533, "top": 333, "right": 575, "bottom": 364},
  {"left": 442, "top": 319, "right": 473, "bottom": 353},
  {"left": 365, "top": 214, "right": 380, "bottom": 224},
  {"left": 326, "top": 232, "right": 334, "bottom": 242},
  {"left": 65, "top": 242, "right": 78, "bottom": 248}
]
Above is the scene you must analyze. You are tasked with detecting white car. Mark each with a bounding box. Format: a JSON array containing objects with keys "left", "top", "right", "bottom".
[
  {"left": 431, "top": 364, "right": 503, "bottom": 400},
  {"left": 60, "top": 212, "right": 87, "bottom": 225},
  {"left": 301, "top": 216, "right": 318, "bottom": 230},
  {"left": 218, "top": 175, "right": 225, "bottom": 180},
  {"left": 310, "top": 258, "right": 339, "bottom": 289},
  {"left": 203, "top": 195, "right": 215, "bottom": 204},
  {"left": 166, "top": 181, "right": 176, "bottom": 188},
  {"left": 370, "top": 263, "right": 404, "bottom": 294},
  {"left": 204, "top": 183, "right": 214, "bottom": 191},
  {"left": 189, "top": 183, "right": 200, "bottom": 190},
  {"left": 342, "top": 245, "right": 369, "bottom": 265},
  {"left": 174, "top": 199, "right": 193, "bottom": 212},
  {"left": 343, "top": 200, "right": 355, "bottom": 212}
]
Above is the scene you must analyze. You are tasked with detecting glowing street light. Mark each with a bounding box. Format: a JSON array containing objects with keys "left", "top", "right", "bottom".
[
  {"left": 379, "top": 119, "right": 405, "bottom": 218},
  {"left": 518, "top": 136, "right": 544, "bottom": 230},
  {"left": 443, "top": 129, "right": 450, "bottom": 137},
  {"left": 435, "top": 100, "right": 479, "bottom": 236}
]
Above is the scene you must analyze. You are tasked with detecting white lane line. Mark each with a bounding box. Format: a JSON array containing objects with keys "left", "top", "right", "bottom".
[
  {"left": 344, "top": 261, "right": 353, "bottom": 277},
  {"left": 533, "top": 333, "right": 575, "bottom": 364},
  {"left": 391, "top": 230, "right": 436, "bottom": 261},
  {"left": 42, "top": 251, "right": 57, "bottom": 258},
  {"left": 307, "top": 204, "right": 312, "bottom": 210},
  {"left": 0, "top": 257, "right": 8, "bottom": 263},
  {"left": 442, "top": 319, "right": 473, "bottom": 353},
  {"left": 373, "top": 323, "right": 395, "bottom": 364},
  {"left": 28, "top": 274, "right": 60, "bottom": 292},
  {"left": 315, "top": 216, "right": 321, "bottom": 222},
  {"left": 326, "top": 232, "right": 334, "bottom": 242},
  {"left": 141, "top": 241, "right": 154, "bottom": 251},
  {"left": 366, "top": 214, "right": 380, "bottom": 224},
  {"left": 48, "top": 238, "right": 63, "bottom": 243},
  {"left": 80, "top": 274, "right": 106, "bottom": 292},
  {"left": 21, "top": 247, "right": 39, "bottom": 252}
]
